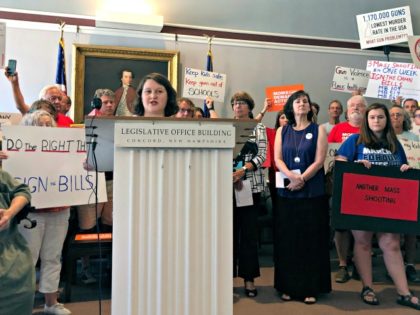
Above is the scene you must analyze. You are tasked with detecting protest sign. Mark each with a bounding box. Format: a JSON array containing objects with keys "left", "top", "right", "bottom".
[
  {"left": 399, "top": 138, "right": 420, "bottom": 169},
  {"left": 364, "top": 60, "right": 420, "bottom": 100},
  {"left": 330, "top": 66, "right": 370, "bottom": 94},
  {"left": 182, "top": 67, "right": 226, "bottom": 103},
  {"left": 0, "top": 112, "right": 22, "bottom": 138},
  {"left": 408, "top": 36, "right": 420, "bottom": 68},
  {"left": 332, "top": 161, "right": 420, "bottom": 234},
  {"left": 356, "top": 6, "right": 413, "bottom": 49},
  {"left": 324, "top": 143, "right": 341, "bottom": 172},
  {"left": 265, "top": 84, "right": 304, "bottom": 112},
  {"left": 2, "top": 126, "right": 107, "bottom": 208}
]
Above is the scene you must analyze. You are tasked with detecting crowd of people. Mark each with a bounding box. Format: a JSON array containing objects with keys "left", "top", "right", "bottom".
[{"left": 1, "top": 64, "right": 420, "bottom": 314}]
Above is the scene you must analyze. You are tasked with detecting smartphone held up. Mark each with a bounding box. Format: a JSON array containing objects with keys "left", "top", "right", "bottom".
[{"left": 6, "top": 59, "right": 17, "bottom": 76}]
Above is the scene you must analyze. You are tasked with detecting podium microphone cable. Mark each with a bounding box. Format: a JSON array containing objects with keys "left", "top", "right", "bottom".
[{"left": 85, "top": 109, "right": 104, "bottom": 315}]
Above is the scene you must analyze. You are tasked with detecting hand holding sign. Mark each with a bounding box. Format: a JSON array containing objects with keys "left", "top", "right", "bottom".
[
  {"left": 263, "top": 98, "right": 273, "bottom": 112},
  {"left": 265, "top": 84, "right": 304, "bottom": 112}
]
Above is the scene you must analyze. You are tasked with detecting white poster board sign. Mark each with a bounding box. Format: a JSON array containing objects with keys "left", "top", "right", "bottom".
[
  {"left": 2, "top": 126, "right": 107, "bottom": 208},
  {"left": 364, "top": 60, "right": 420, "bottom": 100},
  {"left": 0, "top": 23, "right": 5, "bottom": 68},
  {"left": 408, "top": 36, "right": 420, "bottom": 68},
  {"left": 324, "top": 143, "right": 341, "bottom": 173},
  {"left": 182, "top": 67, "right": 226, "bottom": 102},
  {"left": 331, "top": 66, "right": 370, "bottom": 94},
  {"left": 399, "top": 138, "right": 420, "bottom": 169},
  {"left": 0, "top": 112, "right": 22, "bottom": 138},
  {"left": 356, "top": 6, "right": 413, "bottom": 49}
]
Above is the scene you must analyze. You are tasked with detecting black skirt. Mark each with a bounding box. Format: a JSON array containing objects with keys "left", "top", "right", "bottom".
[{"left": 273, "top": 195, "right": 331, "bottom": 298}]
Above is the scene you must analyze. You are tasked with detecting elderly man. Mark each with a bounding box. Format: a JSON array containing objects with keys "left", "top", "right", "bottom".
[
  {"left": 38, "top": 85, "right": 73, "bottom": 126},
  {"left": 4, "top": 69, "right": 73, "bottom": 127},
  {"left": 328, "top": 94, "right": 367, "bottom": 283},
  {"left": 328, "top": 95, "right": 366, "bottom": 143}
]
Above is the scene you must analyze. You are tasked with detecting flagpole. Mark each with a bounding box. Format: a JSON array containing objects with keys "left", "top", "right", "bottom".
[
  {"left": 203, "top": 34, "right": 215, "bottom": 52},
  {"left": 59, "top": 21, "right": 66, "bottom": 39},
  {"left": 56, "top": 21, "right": 67, "bottom": 94},
  {"left": 203, "top": 34, "right": 215, "bottom": 118}
]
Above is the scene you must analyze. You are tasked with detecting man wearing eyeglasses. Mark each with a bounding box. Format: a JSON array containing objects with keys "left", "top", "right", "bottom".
[{"left": 38, "top": 85, "right": 73, "bottom": 127}]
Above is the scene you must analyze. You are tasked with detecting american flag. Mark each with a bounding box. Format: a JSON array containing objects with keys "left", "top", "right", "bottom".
[
  {"left": 55, "top": 33, "right": 67, "bottom": 93},
  {"left": 202, "top": 45, "right": 213, "bottom": 118}
]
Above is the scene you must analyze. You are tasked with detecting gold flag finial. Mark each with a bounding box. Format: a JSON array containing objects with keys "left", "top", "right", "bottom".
[
  {"left": 59, "top": 20, "right": 66, "bottom": 38},
  {"left": 203, "top": 34, "right": 215, "bottom": 50}
]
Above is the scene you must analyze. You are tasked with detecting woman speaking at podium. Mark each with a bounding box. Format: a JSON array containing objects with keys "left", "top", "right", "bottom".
[
  {"left": 134, "top": 73, "right": 178, "bottom": 118},
  {"left": 231, "top": 91, "right": 267, "bottom": 298}
]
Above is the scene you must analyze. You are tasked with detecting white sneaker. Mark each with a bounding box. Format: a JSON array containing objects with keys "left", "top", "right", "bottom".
[{"left": 44, "top": 303, "right": 72, "bottom": 315}]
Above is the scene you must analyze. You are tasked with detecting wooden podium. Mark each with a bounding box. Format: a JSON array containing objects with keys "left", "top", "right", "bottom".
[{"left": 84, "top": 117, "right": 255, "bottom": 315}]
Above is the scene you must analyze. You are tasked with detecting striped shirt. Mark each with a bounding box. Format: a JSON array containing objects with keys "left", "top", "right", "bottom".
[{"left": 234, "top": 122, "right": 267, "bottom": 193}]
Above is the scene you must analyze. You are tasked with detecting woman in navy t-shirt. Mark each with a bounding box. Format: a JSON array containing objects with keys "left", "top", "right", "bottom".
[
  {"left": 273, "top": 90, "right": 331, "bottom": 304},
  {"left": 336, "top": 103, "right": 419, "bottom": 310}
]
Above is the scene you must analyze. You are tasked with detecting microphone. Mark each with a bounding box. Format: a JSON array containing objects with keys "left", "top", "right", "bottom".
[
  {"left": 91, "top": 137, "right": 97, "bottom": 151},
  {"left": 91, "top": 97, "right": 102, "bottom": 110},
  {"left": 86, "top": 134, "right": 98, "bottom": 151}
]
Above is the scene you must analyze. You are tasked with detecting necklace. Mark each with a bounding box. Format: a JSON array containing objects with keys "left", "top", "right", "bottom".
[{"left": 293, "top": 128, "right": 306, "bottom": 163}]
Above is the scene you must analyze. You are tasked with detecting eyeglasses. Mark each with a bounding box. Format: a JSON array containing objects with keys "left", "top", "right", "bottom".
[
  {"left": 390, "top": 113, "right": 403, "bottom": 118},
  {"left": 179, "top": 108, "right": 193, "bottom": 113},
  {"left": 46, "top": 95, "right": 62, "bottom": 102},
  {"left": 415, "top": 114, "right": 420, "bottom": 118},
  {"left": 232, "top": 101, "right": 248, "bottom": 106}
]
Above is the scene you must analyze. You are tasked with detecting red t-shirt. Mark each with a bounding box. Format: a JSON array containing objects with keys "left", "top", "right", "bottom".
[
  {"left": 263, "top": 127, "right": 276, "bottom": 170},
  {"left": 328, "top": 122, "right": 360, "bottom": 143},
  {"left": 56, "top": 113, "right": 74, "bottom": 127}
]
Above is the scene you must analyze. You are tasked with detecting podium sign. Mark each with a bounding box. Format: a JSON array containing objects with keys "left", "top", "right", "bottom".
[
  {"left": 111, "top": 118, "right": 237, "bottom": 315},
  {"left": 115, "top": 122, "right": 235, "bottom": 148}
]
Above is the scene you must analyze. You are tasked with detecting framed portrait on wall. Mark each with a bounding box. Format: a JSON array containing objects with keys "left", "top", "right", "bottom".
[{"left": 72, "top": 44, "right": 179, "bottom": 123}]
